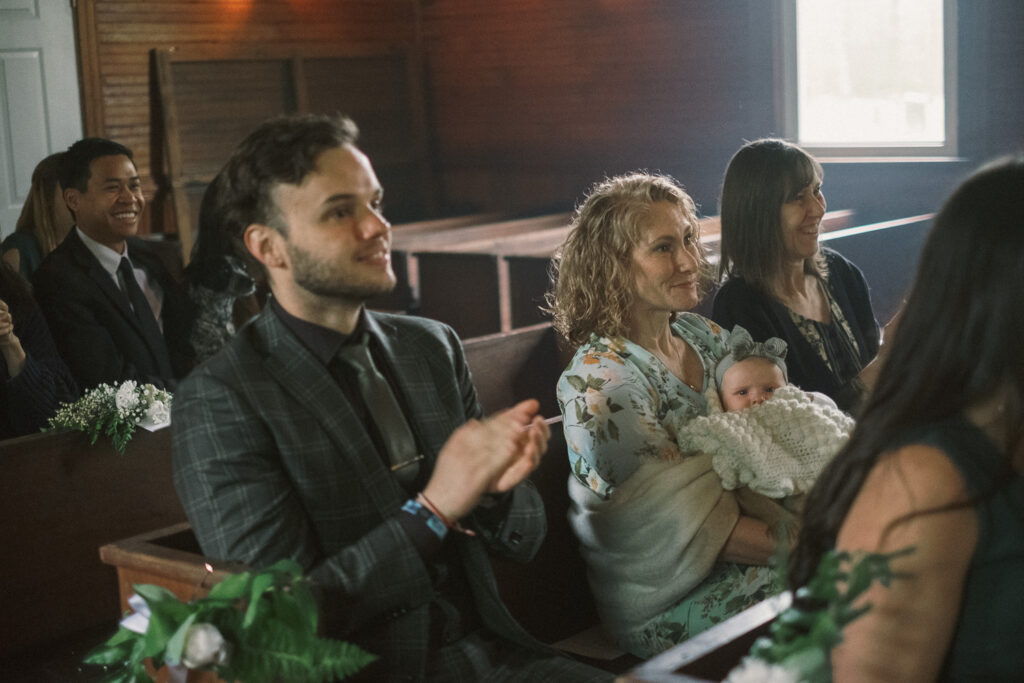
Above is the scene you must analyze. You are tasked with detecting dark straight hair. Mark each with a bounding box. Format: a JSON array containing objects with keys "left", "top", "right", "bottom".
[
  {"left": 718, "top": 138, "right": 824, "bottom": 293},
  {"left": 789, "top": 155, "right": 1024, "bottom": 588}
]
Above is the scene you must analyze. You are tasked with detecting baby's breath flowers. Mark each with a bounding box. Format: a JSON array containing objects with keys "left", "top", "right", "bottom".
[{"left": 46, "top": 380, "right": 172, "bottom": 454}]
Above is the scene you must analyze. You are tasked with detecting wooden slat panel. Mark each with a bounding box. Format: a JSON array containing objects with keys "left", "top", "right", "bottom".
[
  {"left": 77, "top": 0, "right": 417, "bottom": 237},
  {"left": 154, "top": 41, "right": 430, "bottom": 257}
]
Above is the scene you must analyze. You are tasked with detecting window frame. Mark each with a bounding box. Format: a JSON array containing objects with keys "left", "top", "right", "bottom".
[{"left": 775, "top": 0, "right": 959, "bottom": 160}]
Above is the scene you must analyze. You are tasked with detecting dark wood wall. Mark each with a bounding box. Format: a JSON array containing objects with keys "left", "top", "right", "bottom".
[
  {"left": 420, "top": 0, "right": 1024, "bottom": 223},
  {"left": 420, "top": 1, "right": 777, "bottom": 218},
  {"left": 74, "top": 0, "right": 1024, "bottom": 232},
  {"left": 74, "top": 0, "right": 417, "bottom": 233}
]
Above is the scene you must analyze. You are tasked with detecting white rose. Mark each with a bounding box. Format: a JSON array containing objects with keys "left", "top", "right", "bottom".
[
  {"left": 144, "top": 400, "right": 170, "bottom": 425},
  {"left": 725, "top": 657, "right": 802, "bottom": 683},
  {"left": 115, "top": 381, "right": 140, "bottom": 414},
  {"left": 181, "top": 622, "right": 232, "bottom": 670}
]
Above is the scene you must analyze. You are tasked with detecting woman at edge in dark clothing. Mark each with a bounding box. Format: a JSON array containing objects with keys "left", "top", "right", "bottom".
[
  {"left": 712, "top": 138, "right": 893, "bottom": 412},
  {"left": 790, "top": 156, "right": 1024, "bottom": 681},
  {"left": 0, "top": 261, "right": 78, "bottom": 438}
]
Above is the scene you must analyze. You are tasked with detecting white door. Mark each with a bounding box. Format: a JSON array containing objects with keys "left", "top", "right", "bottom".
[{"left": 0, "top": 0, "right": 83, "bottom": 236}]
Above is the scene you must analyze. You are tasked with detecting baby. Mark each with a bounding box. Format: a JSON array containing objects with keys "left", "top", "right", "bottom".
[{"left": 676, "top": 326, "right": 853, "bottom": 524}]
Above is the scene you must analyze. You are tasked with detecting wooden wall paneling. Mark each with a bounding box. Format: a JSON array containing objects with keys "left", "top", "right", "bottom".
[
  {"left": 154, "top": 46, "right": 298, "bottom": 257},
  {"left": 74, "top": 0, "right": 104, "bottom": 137},
  {"left": 153, "top": 48, "right": 190, "bottom": 261},
  {"left": 419, "top": 1, "right": 773, "bottom": 214},
  {"left": 72, "top": 0, "right": 419, "bottom": 238},
  {"left": 301, "top": 44, "right": 436, "bottom": 222},
  {"left": 154, "top": 42, "right": 430, "bottom": 258}
]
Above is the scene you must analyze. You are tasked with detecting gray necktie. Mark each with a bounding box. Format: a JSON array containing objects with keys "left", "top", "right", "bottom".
[{"left": 336, "top": 333, "right": 422, "bottom": 490}]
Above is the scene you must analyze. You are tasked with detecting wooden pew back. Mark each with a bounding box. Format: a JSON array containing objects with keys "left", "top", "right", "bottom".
[
  {"left": 0, "top": 428, "right": 185, "bottom": 657},
  {"left": 368, "top": 213, "right": 508, "bottom": 312},
  {"left": 821, "top": 213, "right": 933, "bottom": 323},
  {"left": 391, "top": 212, "right": 571, "bottom": 252},
  {"left": 414, "top": 211, "right": 854, "bottom": 338},
  {"left": 489, "top": 416, "right": 601, "bottom": 644},
  {"left": 462, "top": 322, "right": 571, "bottom": 418},
  {"left": 388, "top": 212, "right": 570, "bottom": 321}
]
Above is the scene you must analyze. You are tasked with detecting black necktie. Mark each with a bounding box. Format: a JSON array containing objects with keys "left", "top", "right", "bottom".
[
  {"left": 335, "top": 333, "right": 422, "bottom": 491},
  {"left": 118, "top": 257, "right": 172, "bottom": 376}
]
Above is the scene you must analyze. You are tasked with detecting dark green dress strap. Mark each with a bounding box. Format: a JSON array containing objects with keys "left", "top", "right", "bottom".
[{"left": 894, "top": 415, "right": 1024, "bottom": 681}]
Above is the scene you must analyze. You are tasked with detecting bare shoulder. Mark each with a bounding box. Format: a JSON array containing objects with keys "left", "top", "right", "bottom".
[
  {"left": 838, "top": 443, "right": 975, "bottom": 556},
  {"left": 832, "top": 444, "right": 978, "bottom": 683}
]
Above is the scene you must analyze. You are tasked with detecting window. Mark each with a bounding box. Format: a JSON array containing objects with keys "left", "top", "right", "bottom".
[{"left": 778, "top": 0, "right": 957, "bottom": 158}]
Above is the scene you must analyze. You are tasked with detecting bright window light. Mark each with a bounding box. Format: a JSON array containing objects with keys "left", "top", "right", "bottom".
[{"left": 789, "top": 0, "right": 953, "bottom": 152}]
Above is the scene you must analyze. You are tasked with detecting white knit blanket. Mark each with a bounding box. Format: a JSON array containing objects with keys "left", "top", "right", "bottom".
[
  {"left": 675, "top": 384, "right": 853, "bottom": 499},
  {"left": 567, "top": 454, "right": 740, "bottom": 641}
]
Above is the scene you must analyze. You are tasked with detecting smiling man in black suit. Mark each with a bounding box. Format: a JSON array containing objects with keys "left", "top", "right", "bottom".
[{"left": 32, "top": 138, "right": 192, "bottom": 390}]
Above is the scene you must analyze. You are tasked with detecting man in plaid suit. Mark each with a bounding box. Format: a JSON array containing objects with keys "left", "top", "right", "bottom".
[{"left": 171, "top": 114, "right": 608, "bottom": 682}]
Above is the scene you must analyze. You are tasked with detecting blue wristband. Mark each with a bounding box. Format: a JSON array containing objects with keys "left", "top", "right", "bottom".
[{"left": 402, "top": 498, "right": 448, "bottom": 541}]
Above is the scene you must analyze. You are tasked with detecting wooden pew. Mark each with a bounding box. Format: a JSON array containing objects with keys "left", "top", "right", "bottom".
[
  {"left": 415, "top": 214, "right": 716, "bottom": 337},
  {"left": 367, "top": 212, "right": 506, "bottom": 312},
  {"left": 413, "top": 224, "right": 569, "bottom": 337},
  {"left": 392, "top": 212, "right": 570, "bottom": 333},
  {"left": 820, "top": 213, "right": 933, "bottom": 323},
  {"left": 0, "top": 428, "right": 185, "bottom": 657},
  {"left": 620, "top": 592, "right": 792, "bottom": 682},
  {"left": 95, "top": 523, "right": 236, "bottom": 683},
  {"left": 462, "top": 326, "right": 637, "bottom": 665},
  {"left": 417, "top": 225, "right": 571, "bottom": 333},
  {"left": 462, "top": 321, "right": 571, "bottom": 418},
  {"left": 391, "top": 212, "right": 570, "bottom": 254},
  {"left": 417, "top": 211, "right": 856, "bottom": 338},
  {"left": 488, "top": 415, "right": 638, "bottom": 671}
]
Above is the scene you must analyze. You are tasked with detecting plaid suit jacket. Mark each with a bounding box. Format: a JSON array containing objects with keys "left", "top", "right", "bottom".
[{"left": 172, "top": 308, "right": 550, "bottom": 680}]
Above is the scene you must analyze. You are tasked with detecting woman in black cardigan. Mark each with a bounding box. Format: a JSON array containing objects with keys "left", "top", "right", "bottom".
[{"left": 712, "top": 139, "right": 887, "bottom": 412}]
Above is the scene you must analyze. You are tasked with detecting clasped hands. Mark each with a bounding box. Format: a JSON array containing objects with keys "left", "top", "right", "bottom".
[
  {"left": 0, "top": 298, "right": 27, "bottom": 378},
  {"left": 421, "top": 399, "right": 550, "bottom": 523},
  {"left": 0, "top": 299, "right": 17, "bottom": 345}
]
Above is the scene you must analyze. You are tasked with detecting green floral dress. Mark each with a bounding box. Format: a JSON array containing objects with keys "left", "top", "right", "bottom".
[{"left": 557, "top": 313, "right": 777, "bottom": 657}]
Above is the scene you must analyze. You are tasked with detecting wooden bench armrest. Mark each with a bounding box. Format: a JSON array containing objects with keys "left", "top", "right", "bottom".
[{"left": 621, "top": 592, "right": 792, "bottom": 682}]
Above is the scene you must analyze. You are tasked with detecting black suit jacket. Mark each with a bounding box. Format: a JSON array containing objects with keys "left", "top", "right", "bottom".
[
  {"left": 172, "top": 308, "right": 552, "bottom": 680},
  {"left": 32, "top": 229, "right": 193, "bottom": 391}
]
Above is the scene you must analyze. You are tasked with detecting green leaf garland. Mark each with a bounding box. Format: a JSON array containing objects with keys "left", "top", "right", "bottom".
[{"left": 85, "top": 559, "right": 376, "bottom": 682}]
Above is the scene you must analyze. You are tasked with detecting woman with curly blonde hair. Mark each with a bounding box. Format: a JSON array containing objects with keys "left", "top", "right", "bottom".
[{"left": 548, "top": 172, "right": 788, "bottom": 658}]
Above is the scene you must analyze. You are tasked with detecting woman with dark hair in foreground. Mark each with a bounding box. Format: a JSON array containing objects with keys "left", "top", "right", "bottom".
[{"left": 790, "top": 156, "right": 1024, "bottom": 681}]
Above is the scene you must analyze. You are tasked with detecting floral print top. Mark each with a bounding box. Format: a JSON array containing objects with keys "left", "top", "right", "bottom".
[
  {"left": 787, "top": 279, "right": 861, "bottom": 374},
  {"left": 557, "top": 313, "right": 729, "bottom": 499}
]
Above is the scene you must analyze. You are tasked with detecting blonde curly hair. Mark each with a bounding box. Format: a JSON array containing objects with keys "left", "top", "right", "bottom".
[{"left": 546, "top": 172, "right": 712, "bottom": 347}]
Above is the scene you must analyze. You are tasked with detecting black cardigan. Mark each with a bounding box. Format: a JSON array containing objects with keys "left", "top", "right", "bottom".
[{"left": 711, "top": 248, "right": 880, "bottom": 411}]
